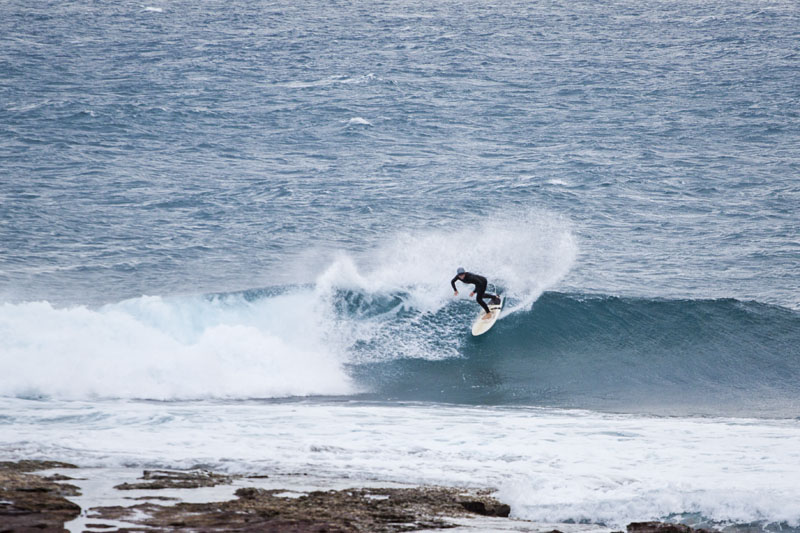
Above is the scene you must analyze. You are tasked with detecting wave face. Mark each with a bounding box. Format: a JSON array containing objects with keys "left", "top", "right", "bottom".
[{"left": 351, "top": 293, "right": 800, "bottom": 417}]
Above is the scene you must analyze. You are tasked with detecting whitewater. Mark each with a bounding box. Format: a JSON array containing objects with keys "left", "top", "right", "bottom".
[{"left": 2, "top": 0, "right": 799, "bottom": 530}]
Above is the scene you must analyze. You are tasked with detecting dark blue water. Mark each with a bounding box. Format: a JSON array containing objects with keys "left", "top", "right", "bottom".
[{"left": 1, "top": 0, "right": 799, "bottom": 415}]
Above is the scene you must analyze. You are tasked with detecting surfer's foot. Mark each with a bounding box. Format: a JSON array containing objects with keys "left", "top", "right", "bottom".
[{"left": 483, "top": 313, "right": 493, "bottom": 320}]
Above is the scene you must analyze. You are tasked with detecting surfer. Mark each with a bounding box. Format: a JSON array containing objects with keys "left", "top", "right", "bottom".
[{"left": 451, "top": 267, "right": 500, "bottom": 320}]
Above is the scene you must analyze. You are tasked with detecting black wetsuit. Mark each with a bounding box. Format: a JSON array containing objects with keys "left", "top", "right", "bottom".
[{"left": 451, "top": 272, "right": 498, "bottom": 314}]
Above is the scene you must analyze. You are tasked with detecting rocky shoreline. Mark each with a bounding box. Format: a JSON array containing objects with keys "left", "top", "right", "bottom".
[
  {"left": 0, "top": 460, "right": 716, "bottom": 533},
  {"left": 0, "top": 461, "right": 82, "bottom": 531}
]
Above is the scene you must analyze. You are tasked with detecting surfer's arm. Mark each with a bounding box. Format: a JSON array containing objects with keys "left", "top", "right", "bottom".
[{"left": 451, "top": 276, "right": 459, "bottom": 294}]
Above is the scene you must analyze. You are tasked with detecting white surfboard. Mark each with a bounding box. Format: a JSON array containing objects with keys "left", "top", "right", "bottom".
[{"left": 471, "top": 294, "right": 504, "bottom": 336}]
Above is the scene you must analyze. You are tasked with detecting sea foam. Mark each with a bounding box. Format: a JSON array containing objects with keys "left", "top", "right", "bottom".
[
  {"left": 0, "top": 293, "right": 353, "bottom": 400},
  {"left": 2, "top": 400, "right": 799, "bottom": 529}
]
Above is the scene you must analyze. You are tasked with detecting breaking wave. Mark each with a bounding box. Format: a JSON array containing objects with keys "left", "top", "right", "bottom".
[{"left": 2, "top": 210, "right": 797, "bottom": 416}]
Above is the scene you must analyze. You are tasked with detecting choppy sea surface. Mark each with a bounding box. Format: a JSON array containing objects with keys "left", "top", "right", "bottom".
[{"left": 1, "top": 0, "right": 799, "bottom": 529}]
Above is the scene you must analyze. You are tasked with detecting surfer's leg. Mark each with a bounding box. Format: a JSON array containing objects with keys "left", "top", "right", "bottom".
[{"left": 475, "top": 290, "right": 491, "bottom": 314}]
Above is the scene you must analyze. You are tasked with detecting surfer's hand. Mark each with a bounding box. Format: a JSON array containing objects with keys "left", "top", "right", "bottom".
[
  {"left": 453, "top": 290, "right": 458, "bottom": 296},
  {"left": 470, "top": 291, "right": 475, "bottom": 297}
]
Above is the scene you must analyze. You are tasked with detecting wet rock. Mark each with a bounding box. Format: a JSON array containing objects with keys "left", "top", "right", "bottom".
[
  {"left": 91, "top": 484, "right": 512, "bottom": 532},
  {"left": 627, "top": 522, "right": 716, "bottom": 533},
  {"left": 0, "top": 460, "right": 81, "bottom": 532},
  {"left": 43, "top": 474, "right": 77, "bottom": 482},
  {"left": 113, "top": 468, "right": 235, "bottom": 490},
  {"left": 0, "top": 460, "right": 77, "bottom": 473},
  {"left": 459, "top": 499, "right": 511, "bottom": 517}
]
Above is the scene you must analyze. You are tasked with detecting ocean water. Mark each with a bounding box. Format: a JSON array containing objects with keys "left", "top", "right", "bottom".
[{"left": 1, "top": 0, "right": 799, "bottom": 529}]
